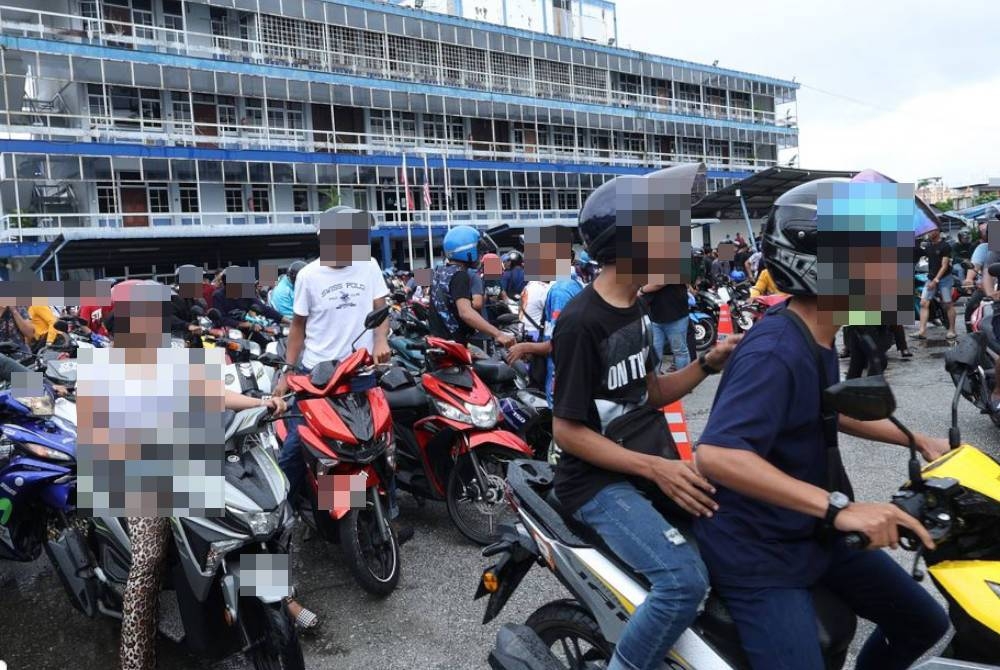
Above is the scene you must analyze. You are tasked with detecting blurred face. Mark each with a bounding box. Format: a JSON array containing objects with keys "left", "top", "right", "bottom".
[
  {"left": 523, "top": 228, "right": 573, "bottom": 282},
  {"left": 222, "top": 267, "right": 256, "bottom": 299},
  {"left": 318, "top": 209, "right": 371, "bottom": 267},
  {"left": 176, "top": 266, "right": 203, "bottom": 300},
  {"left": 113, "top": 283, "right": 171, "bottom": 349}
]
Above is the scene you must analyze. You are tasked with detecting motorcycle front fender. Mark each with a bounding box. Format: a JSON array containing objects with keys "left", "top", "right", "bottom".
[{"left": 466, "top": 429, "right": 534, "bottom": 458}]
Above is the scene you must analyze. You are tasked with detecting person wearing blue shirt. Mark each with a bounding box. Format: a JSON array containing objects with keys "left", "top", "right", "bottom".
[
  {"left": 268, "top": 260, "right": 305, "bottom": 319},
  {"left": 506, "top": 250, "right": 599, "bottom": 406},
  {"left": 694, "top": 178, "right": 950, "bottom": 670},
  {"left": 499, "top": 251, "right": 526, "bottom": 299}
]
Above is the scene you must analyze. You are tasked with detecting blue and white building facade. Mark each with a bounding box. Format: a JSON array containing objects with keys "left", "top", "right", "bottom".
[{"left": 0, "top": 0, "right": 798, "bottom": 273}]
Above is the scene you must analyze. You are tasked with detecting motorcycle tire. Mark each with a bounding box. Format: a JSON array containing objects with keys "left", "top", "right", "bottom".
[
  {"left": 733, "top": 307, "right": 756, "bottom": 333},
  {"left": 446, "top": 445, "right": 521, "bottom": 546},
  {"left": 693, "top": 317, "right": 717, "bottom": 352},
  {"left": 338, "top": 500, "right": 400, "bottom": 597},
  {"left": 241, "top": 598, "right": 305, "bottom": 670},
  {"left": 524, "top": 600, "right": 612, "bottom": 668}
]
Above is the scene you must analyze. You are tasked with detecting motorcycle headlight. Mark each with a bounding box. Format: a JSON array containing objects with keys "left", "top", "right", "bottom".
[
  {"left": 16, "top": 395, "right": 53, "bottom": 417},
  {"left": 466, "top": 399, "right": 498, "bottom": 429},
  {"left": 225, "top": 504, "right": 282, "bottom": 540},
  {"left": 433, "top": 398, "right": 473, "bottom": 425},
  {"left": 205, "top": 538, "right": 244, "bottom": 573},
  {"left": 19, "top": 441, "right": 72, "bottom": 461}
]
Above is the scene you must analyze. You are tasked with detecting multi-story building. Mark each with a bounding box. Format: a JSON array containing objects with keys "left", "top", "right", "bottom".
[{"left": 0, "top": 0, "right": 798, "bottom": 276}]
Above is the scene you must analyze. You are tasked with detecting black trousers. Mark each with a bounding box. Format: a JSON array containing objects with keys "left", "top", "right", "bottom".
[{"left": 846, "top": 326, "right": 892, "bottom": 379}]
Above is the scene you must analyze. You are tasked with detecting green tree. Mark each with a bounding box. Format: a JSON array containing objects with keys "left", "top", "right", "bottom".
[
  {"left": 933, "top": 199, "right": 954, "bottom": 212},
  {"left": 319, "top": 186, "right": 341, "bottom": 209},
  {"left": 974, "top": 192, "right": 998, "bottom": 206}
]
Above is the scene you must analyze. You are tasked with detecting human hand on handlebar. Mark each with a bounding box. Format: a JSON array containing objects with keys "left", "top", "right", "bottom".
[
  {"left": 916, "top": 435, "right": 949, "bottom": 462},
  {"left": 263, "top": 396, "right": 287, "bottom": 416},
  {"left": 649, "top": 459, "right": 718, "bottom": 517},
  {"left": 505, "top": 342, "right": 534, "bottom": 365},
  {"left": 834, "top": 502, "right": 935, "bottom": 551},
  {"left": 372, "top": 340, "right": 391, "bottom": 364},
  {"left": 272, "top": 374, "right": 290, "bottom": 398}
]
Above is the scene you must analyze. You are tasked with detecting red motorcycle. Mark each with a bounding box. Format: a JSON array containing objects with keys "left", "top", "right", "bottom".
[
  {"left": 380, "top": 336, "right": 534, "bottom": 545},
  {"left": 274, "top": 307, "right": 400, "bottom": 596}
]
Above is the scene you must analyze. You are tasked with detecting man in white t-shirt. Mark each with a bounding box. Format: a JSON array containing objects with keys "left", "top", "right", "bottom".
[
  {"left": 519, "top": 279, "right": 550, "bottom": 342},
  {"left": 273, "top": 207, "right": 391, "bottom": 500}
]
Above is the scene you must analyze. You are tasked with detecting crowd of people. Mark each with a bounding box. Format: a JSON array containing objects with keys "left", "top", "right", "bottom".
[{"left": 3, "top": 184, "right": 993, "bottom": 670}]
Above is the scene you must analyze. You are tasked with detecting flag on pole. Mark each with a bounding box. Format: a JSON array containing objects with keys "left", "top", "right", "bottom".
[
  {"left": 422, "top": 154, "right": 432, "bottom": 210},
  {"left": 401, "top": 154, "right": 414, "bottom": 212}
]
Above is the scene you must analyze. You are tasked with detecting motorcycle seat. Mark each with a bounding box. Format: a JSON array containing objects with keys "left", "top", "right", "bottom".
[
  {"left": 384, "top": 382, "right": 427, "bottom": 410},
  {"left": 473, "top": 359, "right": 516, "bottom": 385}
]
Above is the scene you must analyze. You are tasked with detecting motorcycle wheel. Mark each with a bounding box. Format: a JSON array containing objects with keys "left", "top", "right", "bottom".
[
  {"left": 525, "top": 600, "right": 612, "bottom": 669},
  {"left": 693, "top": 318, "right": 717, "bottom": 352},
  {"left": 338, "top": 498, "right": 400, "bottom": 597},
  {"left": 733, "top": 307, "right": 756, "bottom": 333},
  {"left": 241, "top": 599, "right": 305, "bottom": 670},
  {"left": 446, "top": 445, "right": 520, "bottom": 545}
]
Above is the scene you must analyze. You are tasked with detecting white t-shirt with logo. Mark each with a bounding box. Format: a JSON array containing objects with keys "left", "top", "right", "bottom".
[
  {"left": 293, "top": 258, "right": 389, "bottom": 369},
  {"left": 520, "top": 280, "right": 550, "bottom": 338}
]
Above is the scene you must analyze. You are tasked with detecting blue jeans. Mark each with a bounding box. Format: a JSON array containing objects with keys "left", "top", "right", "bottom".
[
  {"left": 574, "top": 482, "right": 708, "bottom": 670},
  {"left": 650, "top": 316, "right": 692, "bottom": 371},
  {"left": 715, "top": 541, "right": 949, "bottom": 670}
]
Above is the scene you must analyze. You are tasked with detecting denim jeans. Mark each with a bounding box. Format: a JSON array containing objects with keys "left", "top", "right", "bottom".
[
  {"left": 574, "top": 482, "right": 708, "bottom": 670},
  {"left": 714, "top": 541, "right": 949, "bottom": 670},
  {"left": 650, "top": 316, "right": 692, "bottom": 371}
]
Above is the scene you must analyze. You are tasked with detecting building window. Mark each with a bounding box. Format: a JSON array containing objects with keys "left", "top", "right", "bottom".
[
  {"left": 517, "top": 192, "right": 541, "bottom": 210},
  {"left": 148, "top": 184, "right": 169, "bottom": 213},
  {"left": 218, "top": 97, "right": 237, "bottom": 133},
  {"left": 97, "top": 182, "right": 117, "bottom": 213},
  {"left": 557, "top": 191, "right": 579, "bottom": 210},
  {"left": 225, "top": 185, "right": 243, "bottom": 213},
  {"left": 244, "top": 98, "right": 263, "bottom": 127},
  {"left": 293, "top": 187, "right": 309, "bottom": 212},
  {"left": 162, "top": 0, "right": 183, "bottom": 38},
  {"left": 250, "top": 185, "right": 270, "bottom": 212},
  {"left": 179, "top": 183, "right": 199, "bottom": 213},
  {"left": 475, "top": 191, "right": 486, "bottom": 211},
  {"left": 139, "top": 89, "right": 161, "bottom": 128},
  {"left": 500, "top": 192, "right": 512, "bottom": 210}
]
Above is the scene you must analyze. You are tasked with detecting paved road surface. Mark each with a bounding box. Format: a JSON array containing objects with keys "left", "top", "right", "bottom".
[{"left": 2, "top": 326, "right": 994, "bottom": 669}]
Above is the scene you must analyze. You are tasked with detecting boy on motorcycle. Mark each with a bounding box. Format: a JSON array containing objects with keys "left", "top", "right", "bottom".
[
  {"left": 694, "top": 176, "right": 950, "bottom": 670},
  {"left": 550, "top": 164, "right": 740, "bottom": 670}
]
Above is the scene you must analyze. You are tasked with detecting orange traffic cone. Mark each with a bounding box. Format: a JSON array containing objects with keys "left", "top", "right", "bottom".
[
  {"left": 717, "top": 302, "right": 734, "bottom": 341},
  {"left": 662, "top": 400, "right": 693, "bottom": 461}
]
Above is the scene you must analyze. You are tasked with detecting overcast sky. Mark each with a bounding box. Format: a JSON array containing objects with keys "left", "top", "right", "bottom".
[{"left": 613, "top": 0, "right": 999, "bottom": 186}]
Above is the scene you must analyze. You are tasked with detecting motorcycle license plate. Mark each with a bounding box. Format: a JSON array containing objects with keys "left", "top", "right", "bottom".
[
  {"left": 238, "top": 553, "right": 291, "bottom": 600},
  {"left": 717, "top": 287, "right": 731, "bottom": 303}
]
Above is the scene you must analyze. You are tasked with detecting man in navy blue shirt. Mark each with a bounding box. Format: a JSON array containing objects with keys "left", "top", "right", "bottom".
[
  {"left": 695, "top": 177, "right": 949, "bottom": 670},
  {"left": 499, "top": 250, "right": 526, "bottom": 300}
]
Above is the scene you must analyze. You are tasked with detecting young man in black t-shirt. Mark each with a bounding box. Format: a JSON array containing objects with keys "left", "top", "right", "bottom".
[
  {"left": 551, "top": 165, "right": 741, "bottom": 670},
  {"left": 915, "top": 225, "right": 956, "bottom": 338}
]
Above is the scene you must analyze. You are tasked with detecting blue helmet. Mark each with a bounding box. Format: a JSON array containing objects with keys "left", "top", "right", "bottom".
[
  {"left": 443, "top": 225, "right": 480, "bottom": 264},
  {"left": 729, "top": 269, "right": 746, "bottom": 282}
]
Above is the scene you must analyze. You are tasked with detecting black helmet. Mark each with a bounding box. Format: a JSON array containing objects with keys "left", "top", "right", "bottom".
[
  {"left": 761, "top": 177, "right": 850, "bottom": 296},
  {"left": 578, "top": 163, "right": 705, "bottom": 265},
  {"left": 958, "top": 229, "right": 971, "bottom": 244},
  {"left": 288, "top": 260, "right": 307, "bottom": 283}
]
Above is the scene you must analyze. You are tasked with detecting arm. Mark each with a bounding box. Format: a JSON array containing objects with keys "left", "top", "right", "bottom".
[
  {"left": 838, "top": 414, "right": 946, "bottom": 461},
  {"left": 372, "top": 296, "right": 390, "bottom": 360},
  {"left": 9, "top": 308, "right": 35, "bottom": 340},
  {"left": 457, "top": 298, "right": 505, "bottom": 339},
  {"left": 646, "top": 335, "right": 740, "bottom": 407},
  {"left": 934, "top": 255, "right": 951, "bottom": 282},
  {"left": 749, "top": 272, "right": 768, "bottom": 299},
  {"left": 284, "top": 315, "right": 307, "bottom": 367}
]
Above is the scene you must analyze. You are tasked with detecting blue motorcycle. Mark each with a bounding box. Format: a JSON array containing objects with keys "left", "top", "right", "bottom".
[
  {"left": 689, "top": 292, "right": 717, "bottom": 352},
  {"left": 0, "top": 386, "right": 76, "bottom": 563}
]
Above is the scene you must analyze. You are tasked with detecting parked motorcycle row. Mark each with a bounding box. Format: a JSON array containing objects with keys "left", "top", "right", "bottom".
[{"left": 3, "top": 279, "right": 999, "bottom": 670}]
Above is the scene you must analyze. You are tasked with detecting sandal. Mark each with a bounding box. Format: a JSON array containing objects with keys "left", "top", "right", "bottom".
[
  {"left": 946, "top": 331, "right": 957, "bottom": 340},
  {"left": 285, "top": 598, "right": 319, "bottom": 630},
  {"left": 900, "top": 350, "right": 913, "bottom": 359},
  {"left": 912, "top": 332, "right": 926, "bottom": 340}
]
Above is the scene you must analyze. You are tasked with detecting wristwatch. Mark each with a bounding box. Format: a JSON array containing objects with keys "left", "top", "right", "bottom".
[
  {"left": 824, "top": 491, "right": 851, "bottom": 527},
  {"left": 698, "top": 353, "right": 720, "bottom": 375}
]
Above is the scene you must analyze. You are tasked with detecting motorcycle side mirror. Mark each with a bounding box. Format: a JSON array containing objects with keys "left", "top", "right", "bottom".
[
  {"left": 364, "top": 305, "right": 391, "bottom": 330},
  {"left": 823, "top": 376, "right": 896, "bottom": 421},
  {"left": 988, "top": 262, "right": 1000, "bottom": 278}
]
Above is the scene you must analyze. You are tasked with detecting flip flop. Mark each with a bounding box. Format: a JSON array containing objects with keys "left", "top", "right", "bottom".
[
  {"left": 912, "top": 333, "right": 927, "bottom": 340},
  {"left": 288, "top": 601, "right": 319, "bottom": 630},
  {"left": 946, "top": 332, "right": 957, "bottom": 340}
]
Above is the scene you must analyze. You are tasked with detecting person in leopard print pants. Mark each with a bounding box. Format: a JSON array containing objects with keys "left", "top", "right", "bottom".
[{"left": 120, "top": 517, "right": 170, "bottom": 670}]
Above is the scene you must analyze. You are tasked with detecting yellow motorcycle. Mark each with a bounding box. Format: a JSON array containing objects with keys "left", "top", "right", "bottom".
[{"left": 826, "top": 371, "right": 1000, "bottom": 665}]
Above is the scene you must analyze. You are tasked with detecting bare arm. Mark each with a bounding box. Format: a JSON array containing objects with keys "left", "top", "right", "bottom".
[
  {"left": 838, "top": 415, "right": 944, "bottom": 461},
  {"left": 646, "top": 336, "right": 740, "bottom": 407},
  {"left": 285, "top": 314, "right": 306, "bottom": 367},
  {"left": 373, "top": 296, "right": 389, "bottom": 349},
  {"left": 471, "top": 294, "right": 484, "bottom": 311},
  {"left": 9, "top": 308, "right": 35, "bottom": 339},
  {"left": 456, "top": 298, "right": 504, "bottom": 339}
]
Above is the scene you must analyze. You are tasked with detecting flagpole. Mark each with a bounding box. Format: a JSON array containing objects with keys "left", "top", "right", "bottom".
[
  {"left": 424, "top": 152, "right": 434, "bottom": 267},
  {"left": 442, "top": 151, "right": 452, "bottom": 229},
  {"left": 402, "top": 153, "right": 414, "bottom": 272}
]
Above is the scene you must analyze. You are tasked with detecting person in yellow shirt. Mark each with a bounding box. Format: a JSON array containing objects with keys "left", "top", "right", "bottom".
[
  {"left": 28, "top": 304, "right": 59, "bottom": 345},
  {"left": 749, "top": 267, "right": 785, "bottom": 299}
]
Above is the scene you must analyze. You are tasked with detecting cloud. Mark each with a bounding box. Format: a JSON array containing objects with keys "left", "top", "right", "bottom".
[{"left": 798, "top": 76, "right": 1000, "bottom": 185}]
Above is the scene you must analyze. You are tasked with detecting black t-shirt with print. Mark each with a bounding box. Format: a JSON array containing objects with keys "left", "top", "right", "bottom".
[
  {"left": 551, "top": 284, "right": 657, "bottom": 513},
  {"left": 428, "top": 265, "right": 474, "bottom": 344},
  {"left": 642, "top": 284, "right": 689, "bottom": 324}
]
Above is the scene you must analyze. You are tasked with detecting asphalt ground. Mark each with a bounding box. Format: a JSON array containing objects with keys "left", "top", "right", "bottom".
[{"left": 2, "top": 319, "right": 997, "bottom": 670}]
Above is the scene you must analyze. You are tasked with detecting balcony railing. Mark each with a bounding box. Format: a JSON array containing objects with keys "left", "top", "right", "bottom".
[
  {"left": 1, "top": 107, "right": 780, "bottom": 172},
  {"left": 0, "top": 5, "right": 787, "bottom": 129},
  {"left": 0, "top": 209, "right": 584, "bottom": 242}
]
